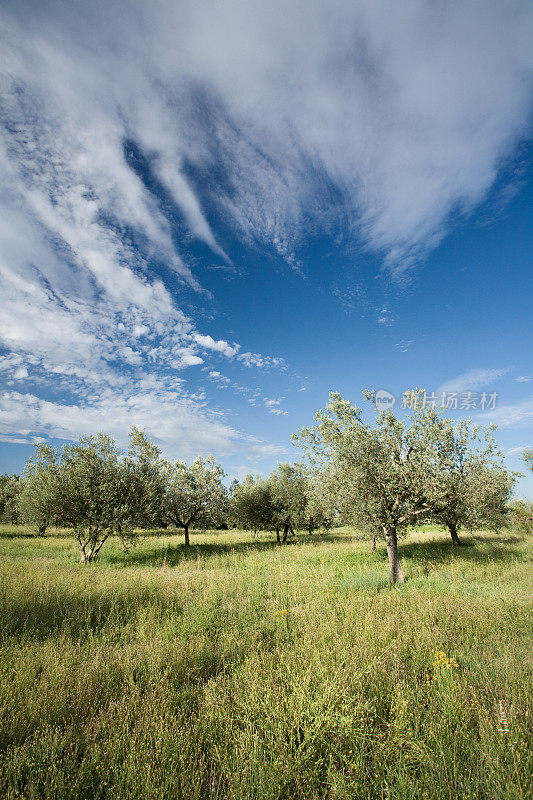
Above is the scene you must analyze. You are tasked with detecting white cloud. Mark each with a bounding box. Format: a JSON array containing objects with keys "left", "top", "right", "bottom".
[
  {"left": 264, "top": 398, "right": 281, "bottom": 408},
  {"left": 264, "top": 399, "right": 288, "bottom": 416},
  {"left": 516, "top": 375, "right": 531, "bottom": 383},
  {"left": 1, "top": 0, "right": 531, "bottom": 458},
  {"left": 228, "top": 465, "right": 266, "bottom": 483},
  {"left": 174, "top": 351, "right": 204, "bottom": 368},
  {"left": 2, "top": 0, "right": 529, "bottom": 278},
  {"left": 114, "top": 347, "right": 143, "bottom": 367},
  {"left": 478, "top": 396, "right": 533, "bottom": 428},
  {"left": 132, "top": 325, "right": 150, "bottom": 338},
  {"left": 239, "top": 352, "right": 287, "bottom": 369},
  {"left": 0, "top": 386, "right": 239, "bottom": 460},
  {"left": 193, "top": 334, "right": 239, "bottom": 358},
  {"left": 0, "top": 118, "right": 282, "bottom": 457},
  {"left": 207, "top": 371, "right": 231, "bottom": 385},
  {"left": 395, "top": 340, "right": 414, "bottom": 353},
  {"left": 506, "top": 445, "right": 530, "bottom": 456},
  {"left": 12, "top": 366, "right": 29, "bottom": 380},
  {"left": 251, "top": 443, "right": 287, "bottom": 457},
  {"left": 377, "top": 307, "right": 394, "bottom": 325},
  {"left": 438, "top": 367, "right": 509, "bottom": 394},
  {"left": 0, "top": 434, "right": 32, "bottom": 445}
]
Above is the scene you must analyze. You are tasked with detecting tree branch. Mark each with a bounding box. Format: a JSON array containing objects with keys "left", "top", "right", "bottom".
[{"left": 397, "top": 505, "right": 431, "bottom": 525}]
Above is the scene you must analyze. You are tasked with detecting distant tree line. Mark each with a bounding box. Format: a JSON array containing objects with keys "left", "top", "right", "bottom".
[{"left": 0, "top": 388, "right": 525, "bottom": 580}]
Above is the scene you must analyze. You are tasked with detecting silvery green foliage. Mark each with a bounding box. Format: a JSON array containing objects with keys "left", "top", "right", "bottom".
[
  {"left": 416, "top": 417, "right": 517, "bottom": 541},
  {"left": 293, "top": 389, "right": 444, "bottom": 540},
  {"left": 293, "top": 389, "right": 517, "bottom": 579},
  {"left": 56, "top": 433, "right": 141, "bottom": 562},
  {"left": 267, "top": 463, "right": 308, "bottom": 533},
  {"left": 230, "top": 474, "right": 274, "bottom": 533},
  {"left": 523, "top": 449, "right": 533, "bottom": 473},
  {"left": 18, "top": 429, "right": 164, "bottom": 560},
  {"left": 18, "top": 442, "right": 62, "bottom": 535},
  {"left": 293, "top": 389, "right": 467, "bottom": 582},
  {"left": 162, "top": 456, "right": 227, "bottom": 542},
  {"left": 230, "top": 466, "right": 332, "bottom": 536},
  {"left": 0, "top": 473, "right": 20, "bottom": 525},
  {"left": 509, "top": 499, "right": 533, "bottom": 535},
  {"left": 125, "top": 427, "right": 166, "bottom": 529},
  {"left": 301, "top": 471, "right": 335, "bottom": 533}
]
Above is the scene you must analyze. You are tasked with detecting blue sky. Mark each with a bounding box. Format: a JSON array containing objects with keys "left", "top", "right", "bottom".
[{"left": 1, "top": 0, "right": 532, "bottom": 496}]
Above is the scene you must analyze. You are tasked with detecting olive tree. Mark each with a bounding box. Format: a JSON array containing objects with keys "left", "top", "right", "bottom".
[
  {"left": 125, "top": 427, "right": 166, "bottom": 529},
  {"left": 267, "top": 463, "right": 308, "bottom": 543},
  {"left": 0, "top": 473, "right": 20, "bottom": 525},
  {"left": 513, "top": 450, "right": 533, "bottom": 534},
  {"left": 522, "top": 448, "right": 533, "bottom": 473},
  {"left": 230, "top": 474, "right": 273, "bottom": 536},
  {"left": 162, "top": 456, "right": 227, "bottom": 545},
  {"left": 509, "top": 499, "right": 533, "bottom": 535},
  {"left": 293, "top": 390, "right": 445, "bottom": 583},
  {"left": 57, "top": 433, "right": 143, "bottom": 562},
  {"left": 302, "top": 473, "right": 335, "bottom": 534},
  {"left": 230, "top": 466, "right": 324, "bottom": 542},
  {"left": 428, "top": 419, "right": 516, "bottom": 544},
  {"left": 18, "top": 430, "right": 159, "bottom": 561},
  {"left": 17, "top": 443, "right": 61, "bottom": 535}
]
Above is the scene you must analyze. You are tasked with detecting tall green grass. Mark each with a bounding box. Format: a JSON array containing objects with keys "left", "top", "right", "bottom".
[{"left": 0, "top": 525, "right": 531, "bottom": 799}]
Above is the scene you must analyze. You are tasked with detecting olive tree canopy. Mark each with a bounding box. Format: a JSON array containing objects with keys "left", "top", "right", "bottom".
[
  {"left": 55, "top": 433, "right": 144, "bottom": 562},
  {"left": 426, "top": 418, "right": 516, "bottom": 544},
  {"left": 293, "top": 390, "right": 448, "bottom": 583},
  {"left": 267, "top": 463, "right": 308, "bottom": 543},
  {"left": 230, "top": 474, "right": 273, "bottom": 535},
  {"left": 0, "top": 473, "right": 20, "bottom": 526},
  {"left": 18, "top": 443, "right": 61, "bottom": 535},
  {"left": 162, "top": 456, "right": 227, "bottom": 546},
  {"left": 18, "top": 429, "right": 163, "bottom": 561}
]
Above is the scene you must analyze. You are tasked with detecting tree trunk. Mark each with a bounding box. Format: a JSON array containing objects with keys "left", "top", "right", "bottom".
[
  {"left": 448, "top": 522, "right": 462, "bottom": 545},
  {"left": 78, "top": 535, "right": 87, "bottom": 563},
  {"left": 79, "top": 547, "right": 94, "bottom": 563},
  {"left": 282, "top": 523, "right": 289, "bottom": 543},
  {"left": 38, "top": 523, "right": 46, "bottom": 537},
  {"left": 385, "top": 526, "right": 404, "bottom": 584},
  {"left": 370, "top": 536, "right": 376, "bottom": 553},
  {"left": 184, "top": 524, "right": 190, "bottom": 546},
  {"left": 276, "top": 527, "right": 280, "bottom": 543}
]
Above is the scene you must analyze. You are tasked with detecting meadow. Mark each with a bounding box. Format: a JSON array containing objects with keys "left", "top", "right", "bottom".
[{"left": 0, "top": 525, "right": 531, "bottom": 800}]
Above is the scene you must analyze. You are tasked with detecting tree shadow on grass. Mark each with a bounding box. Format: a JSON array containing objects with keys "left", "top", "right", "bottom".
[
  {"left": 0, "top": 584, "right": 173, "bottom": 641},
  {"left": 106, "top": 532, "right": 353, "bottom": 568},
  {"left": 398, "top": 531, "right": 526, "bottom": 572}
]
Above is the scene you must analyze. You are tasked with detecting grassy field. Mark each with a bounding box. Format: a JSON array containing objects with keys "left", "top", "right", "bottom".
[{"left": 0, "top": 525, "right": 531, "bottom": 800}]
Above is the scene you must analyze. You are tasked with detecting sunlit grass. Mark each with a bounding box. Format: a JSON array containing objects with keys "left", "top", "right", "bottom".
[{"left": 0, "top": 525, "right": 531, "bottom": 799}]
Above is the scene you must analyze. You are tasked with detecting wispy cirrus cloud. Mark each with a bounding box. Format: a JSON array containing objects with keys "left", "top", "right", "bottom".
[
  {"left": 479, "top": 397, "right": 533, "bottom": 429},
  {"left": 438, "top": 367, "right": 510, "bottom": 394},
  {"left": 0, "top": 385, "right": 240, "bottom": 460},
  {"left": 264, "top": 399, "right": 288, "bottom": 416},
  {"left": 2, "top": 0, "right": 532, "bottom": 276},
  {"left": 1, "top": 0, "right": 532, "bottom": 458},
  {"left": 506, "top": 445, "right": 531, "bottom": 456}
]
